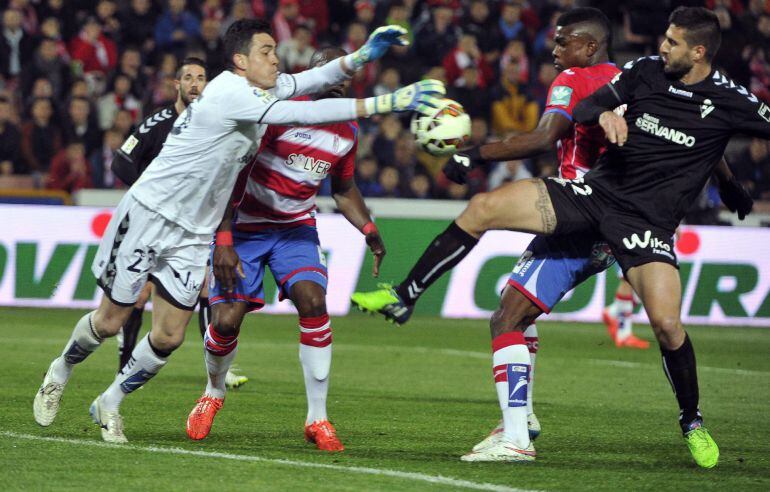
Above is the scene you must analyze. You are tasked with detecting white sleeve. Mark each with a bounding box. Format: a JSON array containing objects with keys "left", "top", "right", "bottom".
[
  {"left": 260, "top": 99, "right": 358, "bottom": 125},
  {"left": 271, "top": 58, "right": 349, "bottom": 99}
]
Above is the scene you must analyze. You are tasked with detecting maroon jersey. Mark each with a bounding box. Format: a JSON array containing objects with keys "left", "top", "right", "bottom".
[{"left": 543, "top": 63, "right": 621, "bottom": 179}]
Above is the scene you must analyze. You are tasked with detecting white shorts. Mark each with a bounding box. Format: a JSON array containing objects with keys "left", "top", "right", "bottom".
[{"left": 92, "top": 194, "right": 211, "bottom": 310}]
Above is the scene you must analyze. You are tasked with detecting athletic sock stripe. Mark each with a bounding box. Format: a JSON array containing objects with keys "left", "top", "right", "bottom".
[
  {"left": 300, "top": 327, "right": 332, "bottom": 347},
  {"left": 300, "top": 314, "right": 330, "bottom": 329},
  {"left": 492, "top": 332, "right": 526, "bottom": 352},
  {"left": 421, "top": 245, "right": 466, "bottom": 284},
  {"left": 493, "top": 364, "right": 508, "bottom": 383}
]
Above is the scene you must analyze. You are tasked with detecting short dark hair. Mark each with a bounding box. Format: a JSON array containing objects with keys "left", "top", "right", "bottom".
[
  {"left": 309, "top": 46, "right": 346, "bottom": 69},
  {"left": 176, "top": 56, "right": 207, "bottom": 79},
  {"left": 556, "top": 7, "right": 612, "bottom": 46},
  {"left": 223, "top": 19, "right": 272, "bottom": 70},
  {"left": 668, "top": 6, "right": 721, "bottom": 61}
]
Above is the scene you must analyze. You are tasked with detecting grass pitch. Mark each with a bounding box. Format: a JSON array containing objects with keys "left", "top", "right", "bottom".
[{"left": 2, "top": 307, "right": 769, "bottom": 491}]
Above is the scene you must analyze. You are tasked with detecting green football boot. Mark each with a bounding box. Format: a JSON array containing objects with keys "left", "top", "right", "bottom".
[
  {"left": 350, "top": 283, "right": 414, "bottom": 325},
  {"left": 684, "top": 421, "right": 719, "bottom": 469}
]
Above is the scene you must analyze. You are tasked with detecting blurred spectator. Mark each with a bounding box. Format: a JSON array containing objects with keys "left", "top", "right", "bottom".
[
  {"left": 96, "top": 0, "right": 121, "bottom": 41},
  {"left": 37, "top": 0, "right": 76, "bottom": 40},
  {"left": 414, "top": 5, "right": 458, "bottom": 68},
  {"left": 373, "top": 67, "right": 401, "bottom": 97},
  {"left": 733, "top": 138, "right": 770, "bottom": 199},
  {"left": 25, "top": 76, "right": 55, "bottom": 111},
  {"left": 499, "top": 1, "right": 529, "bottom": 44},
  {"left": 112, "top": 108, "right": 136, "bottom": 138},
  {"left": 530, "top": 60, "right": 558, "bottom": 111},
  {"left": 9, "top": 0, "right": 38, "bottom": 35},
  {"left": 354, "top": 0, "right": 376, "bottom": 31},
  {"left": 198, "top": 17, "right": 225, "bottom": 77},
  {"left": 90, "top": 128, "right": 124, "bottom": 188},
  {"left": 442, "top": 33, "right": 493, "bottom": 88},
  {"left": 98, "top": 73, "right": 141, "bottom": 130},
  {"left": 155, "top": 0, "right": 200, "bottom": 58},
  {"left": 119, "top": 0, "right": 157, "bottom": 55},
  {"left": 487, "top": 159, "right": 533, "bottom": 190},
  {"left": 221, "top": 0, "right": 254, "bottom": 36},
  {"left": 448, "top": 66, "right": 491, "bottom": 119},
  {"left": 202, "top": 0, "right": 226, "bottom": 22},
  {"left": 378, "top": 166, "right": 401, "bottom": 197},
  {"left": 277, "top": 23, "right": 314, "bottom": 73},
  {"left": 38, "top": 17, "right": 69, "bottom": 61},
  {"left": 393, "top": 132, "right": 419, "bottom": 180},
  {"left": 406, "top": 172, "right": 433, "bottom": 199},
  {"left": 490, "top": 57, "right": 538, "bottom": 135},
  {"left": 384, "top": 1, "right": 413, "bottom": 45},
  {"left": 298, "top": 0, "right": 330, "bottom": 37},
  {"left": 63, "top": 96, "right": 102, "bottom": 156},
  {"left": 68, "top": 78, "right": 91, "bottom": 102},
  {"left": 499, "top": 40, "right": 529, "bottom": 85},
  {"left": 1, "top": 8, "right": 34, "bottom": 81},
  {"left": 371, "top": 114, "right": 402, "bottom": 165},
  {"left": 355, "top": 155, "right": 383, "bottom": 197},
  {"left": 20, "top": 96, "right": 61, "bottom": 174},
  {"left": 272, "top": 0, "right": 310, "bottom": 44},
  {"left": 747, "top": 13, "right": 770, "bottom": 104},
  {"left": 621, "top": 1, "right": 669, "bottom": 54},
  {"left": 0, "top": 94, "right": 22, "bottom": 174},
  {"left": 711, "top": 6, "right": 751, "bottom": 86},
  {"left": 462, "top": 0, "right": 504, "bottom": 68},
  {"left": 46, "top": 140, "right": 92, "bottom": 193},
  {"left": 108, "top": 47, "right": 147, "bottom": 98},
  {"left": 532, "top": 8, "right": 562, "bottom": 63},
  {"left": 20, "top": 37, "right": 70, "bottom": 100},
  {"left": 69, "top": 17, "right": 118, "bottom": 87},
  {"left": 343, "top": 22, "right": 376, "bottom": 98}
]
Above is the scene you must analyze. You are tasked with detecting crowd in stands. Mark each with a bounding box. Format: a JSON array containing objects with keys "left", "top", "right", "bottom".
[{"left": 0, "top": 0, "right": 769, "bottom": 222}]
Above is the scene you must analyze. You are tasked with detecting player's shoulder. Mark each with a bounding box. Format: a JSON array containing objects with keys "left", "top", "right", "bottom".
[
  {"left": 707, "top": 69, "right": 761, "bottom": 104},
  {"left": 136, "top": 104, "right": 177, "bottom": 135},
  {"left": 621, "top": 55, "right": 663, "bottom": 73}
]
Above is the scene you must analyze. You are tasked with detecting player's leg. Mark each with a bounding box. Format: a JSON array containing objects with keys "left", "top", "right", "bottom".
[
  {"left": 603, "top": 270, "right": 649, "bottom": 349},
  {"left": 187, "top": 233, "right": 267, "bottom": 440},
  {"left": 352, "top": 178, "right": 557, "bottom": 322},
  {"left": 523, "top": 323, "right": 540, "bottom": 438},
  {"left": 117, "top": 283, "right": 153, "bottom": 371},
  {"left": 290, "top": 280, "right": 343, "bottom": 452},
  {"left": 34, "top": 198, "right": 144, "bottom": 427},
  {"left": 461, "top": 286, "right": 540, "bottom": 462},
  {"left": 625, "top": 261, "right": 718, "bottom": 468}
]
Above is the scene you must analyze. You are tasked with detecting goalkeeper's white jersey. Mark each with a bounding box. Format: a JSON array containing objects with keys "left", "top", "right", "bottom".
[{"left": 130, "top": 68, "right": 357, "bottom": 235}]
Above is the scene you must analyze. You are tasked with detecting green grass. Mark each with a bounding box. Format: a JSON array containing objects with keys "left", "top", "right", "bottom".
[{"left": 2, "top": 307, "right": 769, "bottom": 491}]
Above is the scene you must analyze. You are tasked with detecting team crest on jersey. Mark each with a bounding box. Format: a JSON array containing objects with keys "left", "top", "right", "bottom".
[
  {"left": 549, "top": 86, "right": 572, "bottom": 106},
  {"left": 253, "top": 88, "right": 274, "bottom": 103},
  {"left": 700, "top": 99, "right": 715, "bottom": 119}
]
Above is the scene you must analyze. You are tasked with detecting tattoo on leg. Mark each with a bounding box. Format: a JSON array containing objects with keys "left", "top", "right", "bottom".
[{"left": 534, "top": 180, "right": 556, "bottom": 234}]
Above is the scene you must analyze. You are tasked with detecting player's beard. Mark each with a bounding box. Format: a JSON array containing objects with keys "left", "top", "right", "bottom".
[
  {"left": 663, "top": 57, "right": 693, "bottom": 80},
  {"left": 181, "top": 89, "right": 199, "bottom": 106}
]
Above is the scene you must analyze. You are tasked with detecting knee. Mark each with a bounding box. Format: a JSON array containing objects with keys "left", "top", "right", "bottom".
[
  {"left": 212, "top": 312, "right": 242, "bottom": 338},
  {"left": 489, "top": 304, "right": 529, "bottom": 339},
  {"left": 92, "top": 309, "right": 125, "bottom": 338},
  {"left": 297, "top": 294, "right": 327, "bottom": 318},
  {"left": 649, "top": 315, "right": 682, "bottom": 344},
  {"left": 466, "top": 192, "right": 494, "bottom": 228}
]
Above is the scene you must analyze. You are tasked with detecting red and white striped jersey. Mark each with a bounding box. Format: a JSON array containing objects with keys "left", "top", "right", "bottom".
[
  {"left": 233, "top": 120, "right": 358, "bottom": 231},
  {"left": 542, "top": 63, "right": 621, "bottom": 179}
]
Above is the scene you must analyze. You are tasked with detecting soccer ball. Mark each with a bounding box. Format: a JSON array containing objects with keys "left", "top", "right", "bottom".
[{"left": 410, "top": 99, "right": 471, "bottom": 156}]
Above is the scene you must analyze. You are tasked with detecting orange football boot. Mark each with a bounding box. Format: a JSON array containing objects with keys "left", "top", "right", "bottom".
[
  {"left": 304, "top": 420, "right": 344, "bottom": 452},
  {"left": 186, "top": 395, "right": 223, "bottom": 440},
  {"left": 617, "top": 334, "right": 650, "bottom": 349},
  {"left": 602, "top": 308, "right": 619, "bottom": 340}
]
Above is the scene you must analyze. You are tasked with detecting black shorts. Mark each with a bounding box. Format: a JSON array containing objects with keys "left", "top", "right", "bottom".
[{"left": 543, "top": 177, "right": 678, "bottom": 275}]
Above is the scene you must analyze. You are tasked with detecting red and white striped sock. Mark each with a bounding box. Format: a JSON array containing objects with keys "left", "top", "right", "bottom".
[
  {"left": 523, "top": 324, "right": 538, "bottom": 415},
  {"left": 492, "top": 331, "right": 530, "bottom": 447},
  {"left": 612, "top": 293, "right": 635, "bottom": 340},
  {"left": 204, "top": 324, "right": 238, "bottom": 399},
  {"left": 299, "top": 314, "right": 332, "bottom": 424}
]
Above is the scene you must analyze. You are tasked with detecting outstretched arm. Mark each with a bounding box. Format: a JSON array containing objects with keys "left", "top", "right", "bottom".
[
  {"left": 713, "top": 156, "right": 753, "bottom": 220},
  {"left": 332, "top": 176, "right": 386, "bottom": 277}
]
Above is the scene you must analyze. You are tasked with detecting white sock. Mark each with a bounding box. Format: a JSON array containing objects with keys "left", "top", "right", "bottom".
[
  {"left": 523, "top": 324, "right": 538, "bottom": 415},
  {"left": 101, "top": 334, "right": 167, "bottom": 412},
  {"left": 50, "top": 311, "right": 103, "bottom": 383},
  {"left": 613, "top": 296, "right": 635, "bottom": 341},
  {"left": 204, "top": 324, "right": 238, "bottom": 399},
  {"left": 492, "top": 332, "right": 530, "bottom": 448},
  {"left": 299, "top": 315, "right": 333, "bottom": 424}
]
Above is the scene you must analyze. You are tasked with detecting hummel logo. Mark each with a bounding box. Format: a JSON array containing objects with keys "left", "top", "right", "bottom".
[{"left": 407, "top": 281, "right": 423, "bottom": 299}]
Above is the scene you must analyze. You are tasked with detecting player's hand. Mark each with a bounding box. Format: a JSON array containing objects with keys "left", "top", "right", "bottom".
[
  {"left": 719, "top": 177, "right": 753, "bottom": 220},
  {"left": 443, "top": 147, "right": 484, "bottom": 184},
  {"left": 365, "top": 230, "right": 386, "bottom": 277},
  {"left": 349, "top": 25, "right": 408, "bottom": 69},
  {"left": 213, "top": 245, "right": 245, "bottom": 295},
  {"left": 599, "top": 111, "right": 628, "bottom": 147}
]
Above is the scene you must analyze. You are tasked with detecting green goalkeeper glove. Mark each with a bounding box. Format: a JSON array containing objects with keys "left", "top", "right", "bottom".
[{"left": 364, "top": 79, "right": 445, "bottom": 115}]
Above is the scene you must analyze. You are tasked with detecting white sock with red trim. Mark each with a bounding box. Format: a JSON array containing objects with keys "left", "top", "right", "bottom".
[
  {"left": 299, "top": 314, "right": 332, "bottom": 424},
  {"left": 523, "top": 324, "right": 538, "bottom": 415},
  {"left": 204, "top": 324, "right": 238, "bottom": 399},
  {"left": 611, "top": 294, "right": 635, "bottom": 341},
  {"left": 492, "top": 331, "right": 530, "bottom": 448}
]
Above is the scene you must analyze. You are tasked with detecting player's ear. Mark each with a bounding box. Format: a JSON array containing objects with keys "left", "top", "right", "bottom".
[
  {"left": 233, "top": 53, "right": 248, "bottom": 71},
  {"left": 173, "top": 79, "right": 180, "bottom": 92},
  {"left": 586, "top": 39, "right": 598, "bottom": 58},
  {"left": 691, "top": 44, "right": 707, "bottom": 63}
]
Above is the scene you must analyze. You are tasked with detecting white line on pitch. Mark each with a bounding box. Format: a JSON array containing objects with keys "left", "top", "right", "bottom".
[
  {"left": 2, "top": 431, "right": 537, "bottom": 492},
  {"left": 588, "top": 359, "right": 767, "bottom": 376}
]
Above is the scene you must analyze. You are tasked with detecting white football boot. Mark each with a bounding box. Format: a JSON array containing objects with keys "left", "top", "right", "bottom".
[
  {"left": 90, "top": 395, "right": 128, "bottom": 443},
  {"left": 33, "top": 359, "right": 67, "bottom": 427},
  {"left": 461, "top": 437, "right": 536, "bottom": 462},
  {"left": 471, "top": 415, "right": 542, "bottom": 452}
]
